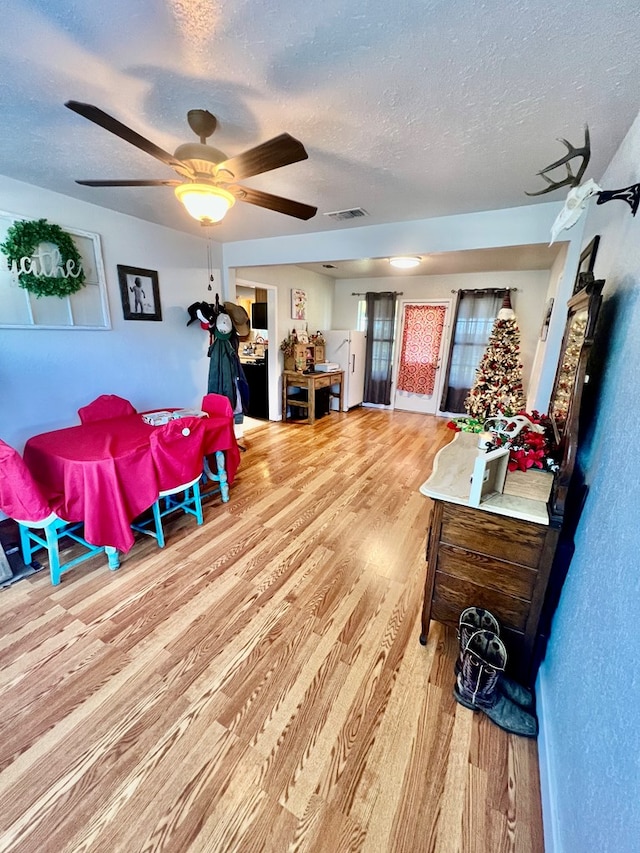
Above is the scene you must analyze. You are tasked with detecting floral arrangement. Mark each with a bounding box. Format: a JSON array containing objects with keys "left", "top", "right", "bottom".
[
  {"left": 280, "top": 332, "right": 297, "bottom": 357},
  {"left": 447, "top": 410, "right": 559, "bottom": 473}
]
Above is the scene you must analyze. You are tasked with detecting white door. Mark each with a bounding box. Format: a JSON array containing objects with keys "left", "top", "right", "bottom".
[
  {"left": 393, "top": 300, "right": 451, "bottom": 415},
  {"left": 347, "top": 330, "right": 366, "bottom": 408}
]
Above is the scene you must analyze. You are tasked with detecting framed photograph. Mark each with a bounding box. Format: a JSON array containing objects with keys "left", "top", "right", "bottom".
[
  {"left": 540, "top": 297, "right": 554, "bottom": 341},
  {"left": 291, "top": 288, "right": 307, "bottom": 320},
  {"left": 572, "top": 235, "right": 600, "bottom": 296},
  {"left": 117, "top": 265, "right": 162, "bottom": 321},
  {"left": 468, "top": 446, "right": 510, "bottom": 507}
]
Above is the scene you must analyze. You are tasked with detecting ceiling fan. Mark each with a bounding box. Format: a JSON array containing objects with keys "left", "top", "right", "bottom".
[{"left": 64, "top": 101, "right": 317, "bottom": 224}]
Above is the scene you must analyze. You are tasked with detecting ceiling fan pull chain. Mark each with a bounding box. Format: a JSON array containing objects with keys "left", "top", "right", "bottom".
[{"left": 206, "top": 234, "right": 213, "bottom": 290}]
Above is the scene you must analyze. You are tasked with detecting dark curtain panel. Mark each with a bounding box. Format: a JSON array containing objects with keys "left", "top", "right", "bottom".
[
  {"left": 440, "top": 288, "right": 506, "bottom": 413},
  {"left": 363, "top": 291, "right": 397, "bottom": 405}
]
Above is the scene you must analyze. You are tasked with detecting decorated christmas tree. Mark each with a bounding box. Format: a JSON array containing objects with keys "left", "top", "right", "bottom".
[{"left": 465, "top": 291, "right": 526, "bottom": 420}]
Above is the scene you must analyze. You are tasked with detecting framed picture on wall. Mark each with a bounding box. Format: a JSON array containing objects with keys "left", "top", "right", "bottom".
[
  {"left": 572, "top": 235, "right": 600, "bottom": 295},
  {"left": 540, "top": 297, "right": 554, "bottom": 341},
  {"left": 0, "top": 212, "right": 111, "bottom": 330},
  {"left": 117, "top": 265, "right": 162, "bottom": 321},
  {"left": 291, "top": 288, "right": 307, "bottom": 320}
]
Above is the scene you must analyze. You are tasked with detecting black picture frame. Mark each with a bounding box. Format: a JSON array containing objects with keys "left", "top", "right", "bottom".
[
  {"left": 117, "top": 265, "right": 162, "bottom": 321},
  {"left": 572, "top": 235, "right": 600, "bottom": 296},
  {"left": 540, "top": 297, "right": 554, "bottom": 341}
]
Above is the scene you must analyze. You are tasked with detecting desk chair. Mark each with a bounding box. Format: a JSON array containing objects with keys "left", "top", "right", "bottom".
[
  {"left": 131, "top": 418, "right": 206, "bottom": 548},
  {"left": 200, "top": 394, "right": 233, "bottom": 503},
  {"left": 0, "top": 439, "right": 106, "bottom": 585},
  {"left": 78, "top": 394, "right": 137, "bottom": 424}
]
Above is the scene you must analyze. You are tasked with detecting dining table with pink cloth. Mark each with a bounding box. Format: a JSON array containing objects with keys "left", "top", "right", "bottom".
[{"left": 23, "top": 412, "right": 240, "bottom": 554}]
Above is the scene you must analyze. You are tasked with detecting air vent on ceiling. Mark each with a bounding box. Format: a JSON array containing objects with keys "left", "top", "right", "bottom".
[{"left": 323, "top": 207, "right": 369, "bottom": 221}]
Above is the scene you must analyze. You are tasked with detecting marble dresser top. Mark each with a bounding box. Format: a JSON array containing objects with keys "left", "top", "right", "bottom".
[{"left": 419, "top": 431, "right": 553, "bottom": 525}]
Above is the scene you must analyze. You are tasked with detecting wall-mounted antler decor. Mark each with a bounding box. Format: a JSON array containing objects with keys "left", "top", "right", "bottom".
[
  {"left": 525, "top": 126, "right": 592, "bottom": 197},
  {"left": 526, "top": 125, "right": 640, "bottom": 243}
]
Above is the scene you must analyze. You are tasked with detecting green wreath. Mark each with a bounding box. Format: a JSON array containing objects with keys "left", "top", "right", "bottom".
[{"left": 0, "top": 218, "right": 86, "bottom": 298}]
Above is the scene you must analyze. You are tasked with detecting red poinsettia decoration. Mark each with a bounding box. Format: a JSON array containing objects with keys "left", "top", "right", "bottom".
[{"left": 492, "top": 410, "right": 559, "bottom": 473}]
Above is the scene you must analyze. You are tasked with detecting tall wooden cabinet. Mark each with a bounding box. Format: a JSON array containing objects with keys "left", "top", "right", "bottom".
[{"left": 419, "top": 277, "right": 604, "bottom": 686}]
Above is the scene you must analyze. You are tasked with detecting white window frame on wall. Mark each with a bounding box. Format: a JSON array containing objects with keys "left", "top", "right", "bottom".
[{"left": 0, "top": 210, "right": 111, "bottom": 330}]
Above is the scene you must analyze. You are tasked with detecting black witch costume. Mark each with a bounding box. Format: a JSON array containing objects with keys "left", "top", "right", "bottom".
[
  {"left": 186, "top": 296, "right": 249, "bottom": 420},
  {"left": 207, "top": 312, "right": 247, "bottom": 419}
]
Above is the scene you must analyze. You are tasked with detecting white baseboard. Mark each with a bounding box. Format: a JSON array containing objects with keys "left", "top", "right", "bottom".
[{"left": 537, "top": 667, "right": 560, "bottom": 853}]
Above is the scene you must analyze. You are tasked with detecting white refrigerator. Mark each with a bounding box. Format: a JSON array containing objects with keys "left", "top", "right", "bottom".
[{"left": 323, "top": 330, "right": 367, "bottom": 411}]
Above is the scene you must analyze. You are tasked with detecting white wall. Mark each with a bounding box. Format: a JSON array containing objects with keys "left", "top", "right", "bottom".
[
  {"left": 233, "top": 264, "right": 334, "bottom": 418},
  {"left": 235, "top": 264, "right": 334, "bottom": 339},
  {"left": 332, "top": 270, "right": 550, "bottom": 404},
  {"left": 223, "top": 201, "right": 586, "bottom": 412},
  {"left": 527, "top": 244, "right": 569, "bottom": 410},
  {"left": 0, "top": 176, "right": 220, "bottom": 451},
  {"left": 537, "top": 112, "right": 640, "bottom": 853}
]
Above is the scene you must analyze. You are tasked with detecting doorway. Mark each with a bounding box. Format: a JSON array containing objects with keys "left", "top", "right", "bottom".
[
  {"left": 393, "top": 300, "right": 451, "bottom": 415},
  {"left": 236, "top": 279, "right": 279, "bottom": 420}
]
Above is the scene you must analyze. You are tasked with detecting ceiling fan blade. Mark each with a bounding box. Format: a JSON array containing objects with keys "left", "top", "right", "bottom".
[
  {"left": 65, "top": 101, "right": 192, "bottom": 174},
  {"left": 75, "top": 179, "right": 181, "bottom": 187},
  {"left": 216, "top": 134, "right": 308, "bottom": 181},
  {"left": 230, "top": 185, "right": 317, "bottom": 220}
]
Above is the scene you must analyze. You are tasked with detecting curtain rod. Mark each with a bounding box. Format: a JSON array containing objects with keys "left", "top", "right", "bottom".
[
  {"left": 351, "top": 291, "right": 404, "bottom": 296},
  {"left": 450, "top": 287, "right": 519, "bottom": 294}
]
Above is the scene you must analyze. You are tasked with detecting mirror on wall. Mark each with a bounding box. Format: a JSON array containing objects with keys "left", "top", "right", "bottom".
[{"left": 548, "top": 276, "right": 604, "bottom": 524}]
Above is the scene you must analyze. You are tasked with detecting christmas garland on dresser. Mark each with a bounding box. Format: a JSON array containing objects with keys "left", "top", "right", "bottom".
[{"left": 0, "top": 218, "right": 85, "bottom": 298}]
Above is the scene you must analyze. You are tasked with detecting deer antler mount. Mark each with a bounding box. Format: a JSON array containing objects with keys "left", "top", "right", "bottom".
[{"left": 526, "top": 126, "right": 591, "bottom": 196}]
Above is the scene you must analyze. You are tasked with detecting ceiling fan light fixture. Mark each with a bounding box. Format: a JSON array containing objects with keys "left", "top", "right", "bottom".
[
  {"left": 389, "top": 256, "right": 421, "bottom": 269},
  {"left": 174, "top": 183, "right": 235, "bottom": 223}
]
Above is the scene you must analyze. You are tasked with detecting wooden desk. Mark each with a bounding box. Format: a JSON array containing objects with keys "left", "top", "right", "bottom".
[{"left": 282, "top": 370, "right": 344, "bottom": 424}]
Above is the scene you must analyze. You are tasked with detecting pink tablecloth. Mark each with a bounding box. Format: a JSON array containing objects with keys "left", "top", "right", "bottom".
[{"left": 23, "top": 412, "right": 240, "bottom": 553}]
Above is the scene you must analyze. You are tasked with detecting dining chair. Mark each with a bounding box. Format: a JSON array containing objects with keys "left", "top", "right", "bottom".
[
  {"left": 0, "top": 439, "right": 106, "bottom": 585},
  {"left": 131, "top": 417, "right": 206, "bottom": 548},
  {"left": 77, "top": 394, "right": 137, "bottom": 424},
  {"left": 200, "top": 393, "right": 233, "bottom": 503}
]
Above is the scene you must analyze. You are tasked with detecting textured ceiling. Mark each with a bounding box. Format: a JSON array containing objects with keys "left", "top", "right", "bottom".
[{"left": 2, "top": 0, "right": 640, "bottom": 245}]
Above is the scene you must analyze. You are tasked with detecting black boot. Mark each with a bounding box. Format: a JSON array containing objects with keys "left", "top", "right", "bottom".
[
  {"left": 457, "top": 606, "right": 535, "bottom": 710},
  {"left": 454, "top": 629, "right": 538, "bottom": 738}
]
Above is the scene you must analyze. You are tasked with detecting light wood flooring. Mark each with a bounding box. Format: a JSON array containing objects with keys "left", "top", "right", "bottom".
[{"left": 0, "top": 409, "right": 544, "bottom": 852}]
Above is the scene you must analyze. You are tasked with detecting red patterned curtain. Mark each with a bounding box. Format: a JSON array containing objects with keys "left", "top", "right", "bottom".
[{"left": 396, "top": 304, "right": 446, "bottom": 395}]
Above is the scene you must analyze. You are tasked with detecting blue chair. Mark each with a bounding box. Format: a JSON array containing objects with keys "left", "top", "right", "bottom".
[
  {"left": 200, "top": 393, "right": 232, "bottom": 503},
  {"left": 131, "top": 418, "right": 206, "bottom": 547},
  {"left": 0, "top": 439, "right": 107, "bottom": 585}
]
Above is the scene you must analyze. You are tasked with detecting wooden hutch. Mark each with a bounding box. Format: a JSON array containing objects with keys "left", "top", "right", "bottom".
[
  {"left": 283, "top": 341, "right": 325, "bottom": 372},
  {"left": 419, "top": 279, "right": 603, "bottom": 685}
]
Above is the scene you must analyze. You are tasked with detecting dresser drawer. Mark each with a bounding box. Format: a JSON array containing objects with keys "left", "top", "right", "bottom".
[
  {"left": 432, "top": 571, "right": 530, "bottom": 632},
  {"left": 437, "top": 543, "right": 537, "bottom": 600},
  {"left": 313, "top": 374, "right": 335, "bottom": 389},
  {"left": 440, "top": 503, "right": 546, "bottom": 568}
]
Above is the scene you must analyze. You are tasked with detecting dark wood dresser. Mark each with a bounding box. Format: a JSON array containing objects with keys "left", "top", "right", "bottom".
[
  {"left": 420, "top": 456, "right": 559, "bottom": 685},
  {"left": 420, "top": 278, "right": 604, "bottom": 686}
]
